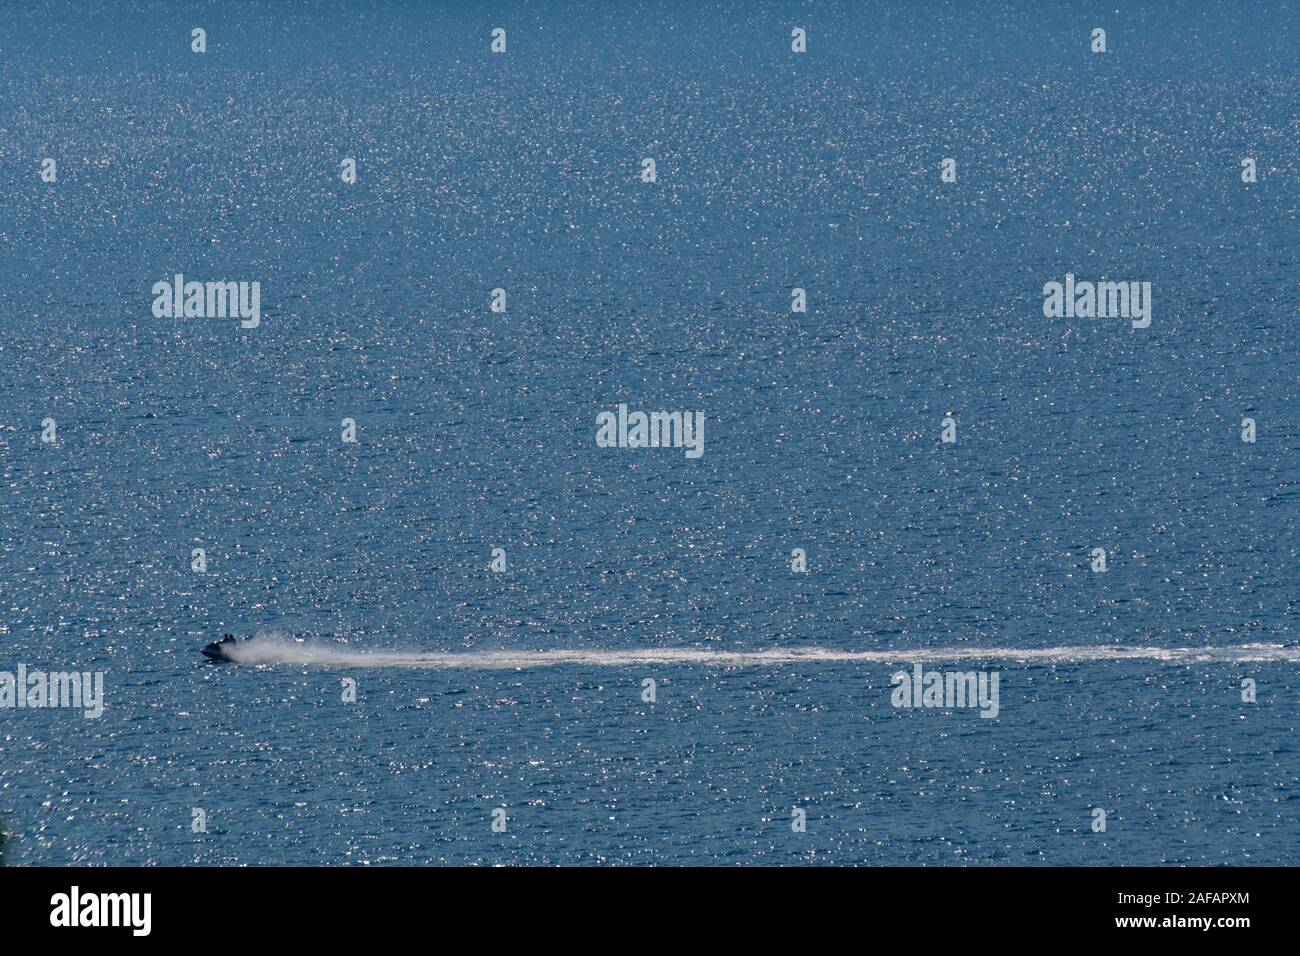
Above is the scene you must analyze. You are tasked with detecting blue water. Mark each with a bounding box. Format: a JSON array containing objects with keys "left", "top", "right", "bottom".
[{"left": 0, "top": 1, "right": 1296, "bottom": 865}]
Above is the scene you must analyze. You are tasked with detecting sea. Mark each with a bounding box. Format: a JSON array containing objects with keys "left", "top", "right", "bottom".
[{"left": 0, "top": 1, "right": 1296, "bottom": 865}]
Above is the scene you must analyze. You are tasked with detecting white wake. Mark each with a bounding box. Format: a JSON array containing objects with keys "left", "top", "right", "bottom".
[{"left": 223, "top": 638, "right": 1300, "bottom": 669}]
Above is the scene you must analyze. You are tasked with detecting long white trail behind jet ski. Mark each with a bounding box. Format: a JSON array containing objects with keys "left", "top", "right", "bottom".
[{"left": 201, "top": 636, "right": 1300, "bottom": 669}]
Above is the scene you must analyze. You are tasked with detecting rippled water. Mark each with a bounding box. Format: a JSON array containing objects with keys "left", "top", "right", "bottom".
[{"left": 0, "top": 1, "right": 1296, "bottom": 865}]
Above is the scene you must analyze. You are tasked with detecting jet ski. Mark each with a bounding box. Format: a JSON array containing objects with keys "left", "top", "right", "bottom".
[{"left": 201, "top": 634, "right": 241, "bottom": 662}]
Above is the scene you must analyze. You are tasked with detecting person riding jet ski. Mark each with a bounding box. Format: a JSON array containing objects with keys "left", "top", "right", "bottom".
[{"left": 201, "top": 634, "right": 241, "bottom": 662}]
